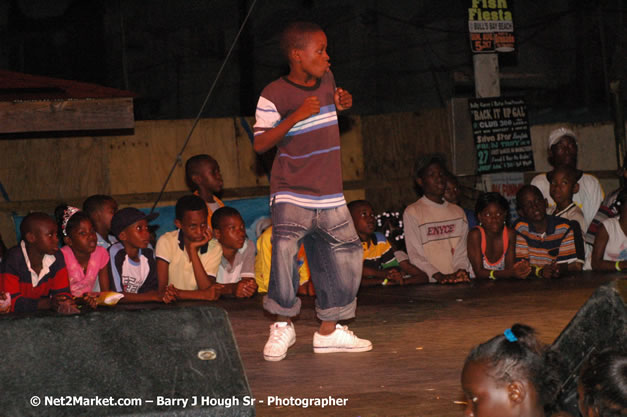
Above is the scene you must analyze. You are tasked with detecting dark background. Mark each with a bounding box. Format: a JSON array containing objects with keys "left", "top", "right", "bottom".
[{"left": 2, "top": 0, "right": 626, "bottom": 122}]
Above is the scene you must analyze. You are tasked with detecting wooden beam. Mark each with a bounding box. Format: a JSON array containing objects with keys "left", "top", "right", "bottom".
[
  {"left": 0, "top": 180, "right": 370, "bottom": 213},
  {"left": 0, "top": 97, "right": 134, "bottom": 134}
]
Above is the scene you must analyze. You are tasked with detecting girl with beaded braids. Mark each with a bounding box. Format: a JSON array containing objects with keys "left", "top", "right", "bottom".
[
  {"left": 578, "top": 348, "right": 627, "bottom": 417},
  {"left": 461, "top": 323, "right": 561, "bottom": 417},
  {"left": 591, "top": 187, "right": 627, "bottom": 271},
  {"left": 54, "top": 204, "right": 110, "bottom": 304}
]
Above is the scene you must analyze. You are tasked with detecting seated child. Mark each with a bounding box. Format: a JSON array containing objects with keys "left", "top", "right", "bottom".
[
  {"left": 444, "top": 173, "right": 478, "bottom": 229},
  {"left": 349, "top": 200, "right": 428, "bottom": 286},
  {"left": 155, "top": 195, "right": 223, "bottom": 301},
  {"left": 467, "top": 192, "right": 530, "bottom": 280},
  {"left": 375, "top": 210, "right": 429, "bottom": 285},
  {"left": 461, "top": 324, "right": 560, "bottom": 417},
  {"left": 211, "top": 207, "right": 258, "bottom": 298},
  {"left": 255, "top": 224, "right": 313, "bottom": 295},
  {"left": 548, "top": 165, "right": 586, "bottom": 232},
  {"left": 55, "top": 205, "right": 108, "bottom": 302},
  {"left": 82, "top": 194, "right": 118, "bottom": 249},
  {"left": 591, "top": 187, "right": 627, "bottom": 272},
  {"left": 514, "top": 185, "right": 583, "bottom": 278},
  {"left": 108, "top": 207, "right": 174, "bottom": 303},
  {"left": 2, "top": 212, "right": 79, "bottom": 314},
  {"left": 578, "top": 348, "right": 627, "bottom": 417},
  {"left": 349, "top": 200, "right": 401, "bottom": 286},
  {"left": 548, "top": 165, "right": 589, "bottom": 269},
  {"left": 403, "top": 154, "right": 471, "bottom": 284},
  {"left": 185, "top": 154, "right": 225, "bottom": 232},
  {"left": 585, "top": 158, "right": 627, "bottom": 250}
]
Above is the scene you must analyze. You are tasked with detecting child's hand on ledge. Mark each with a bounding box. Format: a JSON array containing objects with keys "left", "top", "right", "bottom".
[
  {"left": 52, "top": 294, "right": 80, "bottom": 315},
  {"left": 234, "top": 278, "right": 257, "bottom": 298}
]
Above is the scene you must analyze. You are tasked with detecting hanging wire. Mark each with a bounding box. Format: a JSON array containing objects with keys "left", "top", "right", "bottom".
[{"left": 150, "top": 0, "right": 258, "bottom": 213}]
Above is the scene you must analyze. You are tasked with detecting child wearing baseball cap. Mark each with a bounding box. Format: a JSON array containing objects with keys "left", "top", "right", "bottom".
[{"left": 107, "top": 207, "right": 175, "bottom": 303}]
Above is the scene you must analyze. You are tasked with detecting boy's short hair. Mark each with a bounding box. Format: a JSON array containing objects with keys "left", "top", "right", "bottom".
[
  {"left": 347, "top": 199, "right": 371, "bottom": 214},
  {"left": 20, "top": 212, "right": 53, "bottom": 240},
  {"left": 551, "top": 165, "right": 579, "bottom": 184},
  {"left": 211, "top": 206, "right": 242, "bottom": 231},
  {"left": 516, "top": 185, "right": 543, "bottom": 209},
  {"left": 82, "top": 195, "right": 115, "bottom": 217},
  {"left": 414, "top": 153, "right": 447, "bottom": 179},
  {"left": 175, "top": 195, "right": 208, "bottom": 221},
  {"left": 185, "top": 154, "right": 216, "bottom": 191},
  {"left": 110, "top": 208, "right": 159, "bottom": 238},
  {"left": 280, "top": 21, "right": 323, "bottom": 63}
]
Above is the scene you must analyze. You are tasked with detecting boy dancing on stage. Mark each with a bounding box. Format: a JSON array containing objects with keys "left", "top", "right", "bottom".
[{"left": 253, "top": 21, "right": 371, "bottom": 361}]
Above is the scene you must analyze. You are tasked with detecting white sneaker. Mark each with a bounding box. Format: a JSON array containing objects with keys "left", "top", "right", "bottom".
[
  {"left": 313, "top": 324, "right": 373, "bottom": 354},
  {"left": 263, "top": 322, "right": 296, "bottom": 361}
]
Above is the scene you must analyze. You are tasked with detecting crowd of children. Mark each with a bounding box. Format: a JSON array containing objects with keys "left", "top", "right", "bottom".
[{"left": 0, "top": 21, "right": 625, "bottom": 412}]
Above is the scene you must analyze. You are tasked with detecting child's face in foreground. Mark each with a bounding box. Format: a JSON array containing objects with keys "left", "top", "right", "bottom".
[
  {"left": 194, "top": 159, "right": 223, "bottom": 195},
  {"left": 28, "top": 219, "right": 59, "bottom": 255},
  {"left": 296, "top": 30, "right": 330, "bottom": 80},
  {"left": 67, "top": 219, "right": 97, "bottom": 255},
  {"left": 519, "top": 189, "right": 547, "bottom": 224},
  {"left": 215, "top": 215, "right": 246, "bottom": 250},
  {"left": 418, "top": 163, "right": 447, "bottom": 202},
  {"left": 176, "top": 210, "right": 208, "bottom": 244},
  {"left": 549, "top": 170, "right": 577, "bottom": 207},
  {"left": 477, "top": 203, "right": 506, "bottom": 234},
  {"left": 350, "top": 204, "right": 376, "bottom": 238},
  {"left": 120, "top": 219, "right": 151, "bottom": 250},
  {"left": 461, "top": 360, "right": 516, "bottom": 417}
]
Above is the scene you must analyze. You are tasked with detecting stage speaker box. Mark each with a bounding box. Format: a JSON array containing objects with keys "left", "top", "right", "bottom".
[
  {"left": 549, "top": 278, "right": 627, "bottom": 416},
  {"left": 0, "top": 306, "right": 254, "bottom": 417}
]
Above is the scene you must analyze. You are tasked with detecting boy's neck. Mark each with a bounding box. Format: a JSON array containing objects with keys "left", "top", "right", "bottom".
[
  {"left": 423, "top": 193, "right": 445, "bottom": 204},
  {"left": 529, "top": 217, "right": 548, "bottom": 234},
  {"left": 93, "top": 223, "right": 110, "bottom": 242},
  {"left": 197, "top": 188, "right": 216, "bottom": 204},
  {"left": 25, "top": 244, "right": 45, "bottom": 273},
  {"left": 122, "top": 242, "right": 141, "bottom": 261},
  {"left": 221, "top": 245, "right": 238, "bottom": 265},
  {"left": 357, "top": 232, "right": 371, "bottom": 244},
  {"left": 286, "top": 69, "right": 318, "bottom": 87},
  {"left": 555, "top": 199, "right": 573, "bottom": 212}
]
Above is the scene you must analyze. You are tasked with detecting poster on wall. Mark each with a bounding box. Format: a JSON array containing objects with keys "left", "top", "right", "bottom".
[
  {"left": 468, "top": 97, "right": 534, "bottom": 174},
  {"left": 468, "top": 0, "right": 515, "bottom": 53},
  {"left": 480, "top": 172, "right": 524, "bottom": 222}
]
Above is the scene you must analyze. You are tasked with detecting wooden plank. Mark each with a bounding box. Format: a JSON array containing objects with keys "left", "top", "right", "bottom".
[{"left": 0, "top": 98, "right": 134, "bottom": 133}]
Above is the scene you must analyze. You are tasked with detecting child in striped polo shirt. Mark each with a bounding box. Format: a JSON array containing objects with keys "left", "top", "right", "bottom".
[{"left": 514, "top": 185, "right": 583, "bottom": 278}]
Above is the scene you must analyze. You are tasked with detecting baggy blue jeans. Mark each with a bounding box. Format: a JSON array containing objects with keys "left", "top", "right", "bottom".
[{"left": 263, "top": 202, "right": 363, "bottom": 321}]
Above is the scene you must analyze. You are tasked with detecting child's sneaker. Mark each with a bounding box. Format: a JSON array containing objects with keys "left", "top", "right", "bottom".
[
  {"left": 313, "top": 324, "right": 373, "bottom": 353},
  {"left": 263, "top": 322, "right": 296, "bottom": 361}
]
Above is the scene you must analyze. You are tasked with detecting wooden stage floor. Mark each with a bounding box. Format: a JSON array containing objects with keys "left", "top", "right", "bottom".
[{"left": 216, "top": 273, "right": 625, "bottom": 417}]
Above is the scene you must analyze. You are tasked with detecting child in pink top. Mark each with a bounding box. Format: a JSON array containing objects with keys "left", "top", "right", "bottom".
[{"left": 55, "top": 205, "right": 110, "bottom": 298}]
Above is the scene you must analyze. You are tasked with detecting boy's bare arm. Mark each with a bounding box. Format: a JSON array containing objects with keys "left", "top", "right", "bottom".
[
  {"left": 254, "top": 97, "right": 321, "bottom": 153},
  {"left": 173, "top": 285, "right": 223, "bottom": 301},
  {"left": 117, "top": 291, "right": 166, "bottom": 303},
  {"left": 186, "top": 231, "right": 215, "bottom": 290}
]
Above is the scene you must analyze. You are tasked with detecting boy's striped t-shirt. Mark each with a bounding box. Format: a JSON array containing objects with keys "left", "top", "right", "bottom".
[
  {"left": 253, "top": 71, "right": 344, "bottom": 209},
  {"left": 514, "top": 215, "right": 579, "bottom": 266}
]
